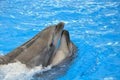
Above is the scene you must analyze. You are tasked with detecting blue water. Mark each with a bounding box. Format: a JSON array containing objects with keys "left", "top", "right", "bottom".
[{"left": 0, "top": 0, "right": 120, "bottom": 80}]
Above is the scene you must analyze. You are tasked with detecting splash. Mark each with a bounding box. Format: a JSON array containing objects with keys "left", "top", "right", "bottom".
[{"left": 0, "top": 62, "right": 51, "bottom": 80}]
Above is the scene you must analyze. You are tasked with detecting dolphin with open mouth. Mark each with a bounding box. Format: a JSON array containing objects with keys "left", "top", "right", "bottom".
[{"left": 0, "top": 22, "right": 77, "bottom": 69}]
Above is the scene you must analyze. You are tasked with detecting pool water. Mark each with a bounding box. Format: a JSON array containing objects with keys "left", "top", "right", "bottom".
[{"left": 0, "top": 0, "right": 120, "bottom": 80}]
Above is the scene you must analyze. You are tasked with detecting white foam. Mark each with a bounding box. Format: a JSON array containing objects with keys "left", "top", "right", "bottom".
[{"left": 0, "top": 62, "right": 51, "bottom": 80}]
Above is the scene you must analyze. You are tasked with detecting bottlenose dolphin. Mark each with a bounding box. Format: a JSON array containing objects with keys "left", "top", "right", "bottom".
[
  {"left": 0, "top": 22, "right": 64, "bottom": 68},
  {"left": 33, "top": 30, "right": 77, "bottom": 80},
  {"left": 49, "top": 30, "right": 77, "bottom": 66}
]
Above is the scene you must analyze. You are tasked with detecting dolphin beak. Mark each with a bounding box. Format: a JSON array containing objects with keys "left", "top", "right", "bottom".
[
  {"left": 61, "top": 30, "right": 70, "bottom": 47},
  {"left": 53, "top": 22, "right": 65, "bottom": 46},
  {"left": 55, "top": 22, "right": 64, "bottom": 31}
]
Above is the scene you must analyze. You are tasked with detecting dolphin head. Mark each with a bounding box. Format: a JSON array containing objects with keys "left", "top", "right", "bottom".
[
  {"left": 36, "top": 22, "right": 64, "bottom": 49},
  {"left": 59, "top": 30, "right": 71, "bottom": 54},
  {"left": 31, "top": 22, "right": 65, "bottom": 67},
  {"left": 61, "top": 30, "right": 78, "bottom": 55},
  {"left": 50, "top": 29, "right": 78, "bottom": 66},
  {"left": 9, "top": 22, "right": 65, "bottom": 68},
  {"left": 50, "top": 30, "right": 76, "bottom": 66}
]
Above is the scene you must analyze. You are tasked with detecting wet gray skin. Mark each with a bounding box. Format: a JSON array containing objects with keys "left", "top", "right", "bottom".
[{"left": 0, "top": 22, "right": 64, "bottom": 68}]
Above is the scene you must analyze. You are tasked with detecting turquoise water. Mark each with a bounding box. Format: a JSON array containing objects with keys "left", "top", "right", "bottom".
[{"left": 0, "top": 0, "right": 120, "bottom": 80}]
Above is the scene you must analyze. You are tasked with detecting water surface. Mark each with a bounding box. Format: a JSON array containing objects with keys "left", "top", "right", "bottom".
[{"left": 0, "top": 0, "right": 120, "bottom": 80}]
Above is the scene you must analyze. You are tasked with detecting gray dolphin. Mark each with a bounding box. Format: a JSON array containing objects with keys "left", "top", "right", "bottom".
[
  {"left": 0, "top": 22, "right": 64, "bottom": 68},
  {"left": 49, "top": 30, "right": 77, "bottom": 66},
  {"left": 33, "top": 30, "right": 77, "bottom": 80}
]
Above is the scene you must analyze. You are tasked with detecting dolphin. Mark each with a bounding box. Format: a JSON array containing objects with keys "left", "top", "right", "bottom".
[
  {"left": 33, "top": 30, "right": 77, "bottom": 80},
  {"left": 49, "top": 30, "right": 77, "bottom": 66},
  {"left": 0, "top": 22, "right": 64, "bottom": 68}
]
